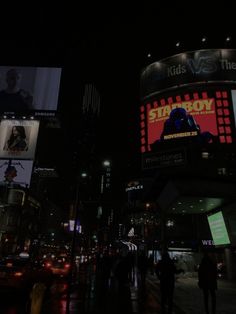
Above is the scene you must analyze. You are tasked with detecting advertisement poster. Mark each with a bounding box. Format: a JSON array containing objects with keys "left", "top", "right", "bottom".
[
  {"left": 231, "top": 90, "right": 236, "bottom": 126},
  {"left": 148, "top": 97, "right": 218, "bottom": 151},
  {"left": 0, "top": 119, "right": 40, "bottom": 159},
  {"left": 140, "top": 49, "right": 236, "bottom": 98},
  {"left": 0, "top": 66, "right": 62, "bottom": 114},
  {"left": 0, "top": 159, "right": 33, "bottom": 187},
  {"left": 208, "top": 211, "right": 230, "bottom": 246}
]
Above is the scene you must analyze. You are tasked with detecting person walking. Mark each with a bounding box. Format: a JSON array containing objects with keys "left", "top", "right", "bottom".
[
  {"left": 198, "top": 252, "right": 218, "bottom": 314},
  {"left": 137, "top": 251, "right": 149, "bottom": 291},
  {"left": 155, "top": 251, "right": 183, "bottom": 314}
]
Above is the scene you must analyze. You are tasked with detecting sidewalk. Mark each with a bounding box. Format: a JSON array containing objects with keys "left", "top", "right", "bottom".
[
  {"left": 89, "top": 269, "right": 186, "bottom": 314},
  {"left": 173, "top": 274, "right": 236, "bottom": 314},
  {"left": 146, "top": 274, "right": 185, "bottom": 314}
]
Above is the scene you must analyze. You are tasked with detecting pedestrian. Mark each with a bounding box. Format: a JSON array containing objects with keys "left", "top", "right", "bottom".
[
  {"left": 155, "top": 251, "right": 183, "bottom": 314},
  {"left": 198, "top": 252, "right": 217, "bottom": 314},
  {"left": 137, "top": 251, "right": 149, "bottom": 290},
  {"left": 148, "top": 253, "right": 155, "bottom": 275},
  {"left": 113, "top": 252, "right": 132, "bottom": 313}
]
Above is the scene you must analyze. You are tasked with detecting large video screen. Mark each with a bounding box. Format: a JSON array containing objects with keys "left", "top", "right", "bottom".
[
  {"left": 207, "top": 211, "right": 230, "bottom": 246},
  {"left": 231, "top": 90, "right": 236, "bottom": 126},
  {"left": 0, "top": 159, "right": 33, "bottom": 188},
  {"left": 0, "top": 119, "right": 40, "bottom": 159},
  {"left": 0, "top": 66, "right": 62, "bottom": 115},
  {"left": 140, "top": 87, "right": 234, "bottom": 153},
  {"left": 140, "top": 49, "right": 236, "bottom": 99}
]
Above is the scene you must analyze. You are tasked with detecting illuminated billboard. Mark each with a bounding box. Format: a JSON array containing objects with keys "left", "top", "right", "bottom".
[
  {"left": 0, "top": 66, "right": 62, "bottom": 115},
  {"left": 0, "top": 119, "right": 40, "bottom": 159},
  {"left": 140, "top": 87, "right": 234, "bottom": 153},
  {"left": 69, "top": 220, "right": 82, "bottom": 233},
  {"left": 140, "top": 49, "right": 236, "bottom": 99},
  {"left": 207, "top": 211, "right": 230, "bottom": 246},
  {"left": 0, "top": 159, "right": 33, "bottom": 187},
  {"left": 231, "top": 90, "right": 236, "bottom": 126}
]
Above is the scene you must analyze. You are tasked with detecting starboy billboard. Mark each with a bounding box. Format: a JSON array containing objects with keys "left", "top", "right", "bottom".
[
  {"left": 140, "top": 86, "right": 234, "bottom": 153},
  {"left": 141, "top": 49, "right": 236, "bottom": 99},
  {"left": 149, "top": 98, "right": 217, "bottom": 148}
]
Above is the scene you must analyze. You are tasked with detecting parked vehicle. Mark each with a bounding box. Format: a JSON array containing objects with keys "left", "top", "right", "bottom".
[{"left": 0, "top": 255, "right": 53, "bottom": 291}]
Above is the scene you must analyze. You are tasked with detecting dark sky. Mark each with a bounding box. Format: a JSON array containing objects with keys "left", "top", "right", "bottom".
[{"left": 1, "top": 4, "right": 235, "bottom": 146}]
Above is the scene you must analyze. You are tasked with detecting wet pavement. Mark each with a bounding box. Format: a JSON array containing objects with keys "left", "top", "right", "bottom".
[{"left": 42, "top": 266, "right": 236, "bottom": 314}]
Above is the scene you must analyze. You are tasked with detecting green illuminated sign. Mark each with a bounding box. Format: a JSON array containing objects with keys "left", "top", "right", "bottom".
[{"left": 208, "top": 211, "right": 230, "bottom": 246}]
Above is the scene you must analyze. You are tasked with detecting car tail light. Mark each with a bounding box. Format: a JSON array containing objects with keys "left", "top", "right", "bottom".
[
  {"left": 64, "top": 263, "right": 70, "bottom": 269},
  {"left": 6, "top": 262, "right": 13, "bottom": 267},
  {"left": 46, "top": 262, "right": 52, "bottom": 268},
  {"left": 14, "top": 272, "right": 23, "bottom": 277}
]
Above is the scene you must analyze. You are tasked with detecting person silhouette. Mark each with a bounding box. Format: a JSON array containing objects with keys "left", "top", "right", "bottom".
[
  {"left": 155, "top": 251, "right": 183, "bottom": 314},
  {"left": 198, "top": 252, "right": 218, "bottom": 314},
  {"left": 137, "top": 251, "right": 149, "bottom": 291},
  {"left": 0, "top": 68, "right": 33, "bottom": 113},
  {"left": 113, "top": 252, "right": 132, "bottom": 313}
]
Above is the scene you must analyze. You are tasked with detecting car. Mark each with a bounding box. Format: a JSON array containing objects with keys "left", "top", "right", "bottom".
[
  {"left": 0, "top": 255, "right": 53, "bottom": 291},
  {"left": 0, "top": 255, "right": 33, "bottom": 290},
  {"left": 44, "top": 257, "right": 71, "bottom": 279}
]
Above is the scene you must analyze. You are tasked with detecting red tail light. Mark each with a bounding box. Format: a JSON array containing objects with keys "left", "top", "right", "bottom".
[
  {"left": 64, "top": 263, "right": 70, "bottom": 269},
  {"left": 14, "top": 272, "right": 23, "bottom": 277},
  {"left": 6, "top": 262, "right": 13, "bottom": 267},
  {"left": 46, "top": 262, "right": 52, "bottom": 268}
]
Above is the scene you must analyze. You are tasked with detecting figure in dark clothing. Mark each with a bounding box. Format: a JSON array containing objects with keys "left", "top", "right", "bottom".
[
  {"left": 148, "top": 253, "right": 155, "bottom": 275},
  {"left": 113, "top": 254, "right": 132, "bottom": 313},
  {"left": 95, "top": 251, "right": 113, "bottom": 310},
  {"left": 114, "top": 254, "right": 130, "bottom": 291},
  {"left": 98, "top": 251, "right": 113, "bottom": 288},
  {"left": 155, "top": 251, "right": 183, "bottom": 314},
  {"left": 126, "top": 252, "right": 135, "bottom": 284},
  {"left": 137, "top": 252, "right": 149, "bottom": 290},
  {"left": 198, "top": 253, "right": 218, "bottom": 314}
]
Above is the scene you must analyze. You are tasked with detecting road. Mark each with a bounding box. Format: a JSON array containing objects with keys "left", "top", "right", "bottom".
[{"left": 0, "top": 266, "right": 235, "bottom": 314}]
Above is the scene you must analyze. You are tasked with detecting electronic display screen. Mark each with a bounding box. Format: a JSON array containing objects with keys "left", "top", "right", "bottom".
[
  {"left": 140, "top": 87, "right": 233, "bottom": 153},
  {"left": 0, "top": 119, "right": 40, "bottom": 159},
  {"left": 0, "top": 66, "right": 61, "bottom": 115},
  {"left": 0, "top": 159, "right": 33, "bottom": 187},
  {"left": 207, "top": 211, "right": 230, "bottom": 246}
]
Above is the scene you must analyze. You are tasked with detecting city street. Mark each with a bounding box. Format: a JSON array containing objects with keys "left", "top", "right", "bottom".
[
  {"left": 0, "top": 264, "right": 235, "bottom": 314},
  {"left": 0, "top": 6, "right": 236, "bottom": 314}
]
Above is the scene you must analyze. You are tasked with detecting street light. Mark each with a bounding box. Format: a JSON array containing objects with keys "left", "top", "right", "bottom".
[
  {"left": 103, "top": 160, "right": 110, "bottom": 167},
  {"left": 101, "top": 160, "right": 111, "bottom": 194},
  {"left": 66, "top": 172, "right": 87, "bottom": 314}
]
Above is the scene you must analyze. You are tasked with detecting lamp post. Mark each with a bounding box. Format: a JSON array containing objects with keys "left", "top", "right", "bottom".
[
  {"left": 98, "top": 160, "right": 111, "bottom": 246},
  {"left": 100, "top": 160, "right": 111, "bottom": 194},
  {"left": 66, "top": 172, "right": 86, "bottom": 314}
]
